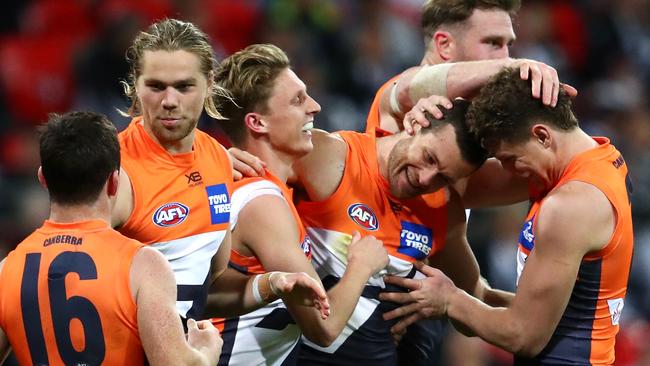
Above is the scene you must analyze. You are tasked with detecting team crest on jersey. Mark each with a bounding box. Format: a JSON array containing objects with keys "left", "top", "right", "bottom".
[
  {"left": 301, "top": 233, "right": 313, "bottom": 257},
  {"left": 152, "top": 202, "right": 190, "bottom": 227},
  {"left": 206, "top": 184, "right": 231, "bottom": 225},
  {"left": 347, "top": 203, "right": 379, "bottom": 231},
  {"left": 518, "top": 216, "right": 536, "bottom": 250},
  {"left": 398, "top": 221, "right": 433, "bottom": 260}
]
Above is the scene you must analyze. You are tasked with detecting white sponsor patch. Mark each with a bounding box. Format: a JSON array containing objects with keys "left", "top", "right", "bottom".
[{"left": 607, "top": 298, "right": 624, "bottom": 325}]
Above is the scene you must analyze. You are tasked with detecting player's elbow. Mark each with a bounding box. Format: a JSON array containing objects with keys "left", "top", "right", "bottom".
[
  {"left": 302, "top": 327, "right": 338, "bottom": 347},
  {"left": 504, "top": 325, "right": 551, "bottom": 358}
]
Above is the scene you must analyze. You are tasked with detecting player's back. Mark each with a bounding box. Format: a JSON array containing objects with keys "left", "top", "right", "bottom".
[{"left": 0, "top": 219, "right": 145, "bottom": 366}]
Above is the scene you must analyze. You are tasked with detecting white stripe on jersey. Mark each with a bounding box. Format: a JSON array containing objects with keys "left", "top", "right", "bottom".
[
  {"left": 150, "top": 230, "right": 226, "bottom": 316},
  {"left": 226, "top": 300, "right": 301, "bottom": 365},
  {"left": 230, "top": 180, "right": 283, "bottom": 230},
  {"left": 302, "top": 296, "right": 379, "bottom": 353},
  {"left": 306, "top": 227, "right": 414, "bottom": 287}
]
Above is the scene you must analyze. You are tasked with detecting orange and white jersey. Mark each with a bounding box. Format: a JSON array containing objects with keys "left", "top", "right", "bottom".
[
  {"left": 515, "top": 137, "right": 634, "bottom": 366},
  {"left": 0, "top": 220, "right": 145, "bottom": 366},
  {"left": 118, "top": 117, "right": 233, "bottom": 319},
  {"left": 296, "top": 131, "right": 448, "bottom": 363},
  {"left": 213, "top": 171, "right": 311, "bottom": 366}
]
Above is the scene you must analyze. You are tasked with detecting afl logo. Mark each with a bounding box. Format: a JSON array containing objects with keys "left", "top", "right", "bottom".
[
  {"left": 152, "top": 202, "right": 190, "bottom": 227},
  {"left": 347, "top": 203, "right": 379, "bottom": 231}
]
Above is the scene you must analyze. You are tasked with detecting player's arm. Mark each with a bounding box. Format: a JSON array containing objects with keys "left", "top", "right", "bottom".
[
  {"left": 131, "top": 247, "right": 221, "bottom": 366},
  {"left": 206, "top": 229, "right": 329, "bottom": 318},
  {"left": 384, "top": 182, "right": 614, "bottom": 356},
  {"left": 425, "top": 190, "right": 513, "bottom": 306},
  {"left": 290, "top": 129, "right": 348, "bottom": 201},
  {"left": 237, "top": 194, "right": 388, "bottom": 346},
  {"left": 381, "top": 59, "right": 576, "bottom": 132}
]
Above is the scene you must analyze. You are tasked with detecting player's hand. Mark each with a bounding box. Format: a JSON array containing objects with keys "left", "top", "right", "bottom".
[
  {"left": 271, "top": 272, "right": 331, "bottom": 319},
  {"left": 402, "top": 95, "right": 453, "bottom": 135},
  {"left": 347, "top": 231, "right": 389, "bottom": 277},
  {"left": 379, "top": 262, "right": 455, "bottom": 335},
  {"left": 511, "top": 58, "right": 578, "bottom": 107},
  {"left": 187, "top": 318, "right": 223, "bottom": 365},
  {"left": 228, "top": 147, "right": 265, "bottom": 180}
]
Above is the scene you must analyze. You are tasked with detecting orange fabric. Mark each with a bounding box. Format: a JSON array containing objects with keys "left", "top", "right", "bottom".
[
  {"left": 365, "top": 75, "right": 400, "bottom": 135},
  {"left": 518, "top": 137, "right": 634, "bottom": 365},
  {"left": 297, "top": 131, "right": 448, "bottom": 263},
  {"left": 118, "top": 117, "right": 233, "bottom": 243},
  {"left": 229, "top": 170, "right": 312, "bottom": 275},
  {"left": 0, "top": 220, "right": 144, "bottom": 365}
]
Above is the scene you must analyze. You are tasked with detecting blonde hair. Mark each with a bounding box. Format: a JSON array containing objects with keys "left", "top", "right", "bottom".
[
  {"left": 214, "top": 44, "right": 290, "bottom": 145},
  {"left": 121, "top": 18, "right": 228, "bottom": 119}
]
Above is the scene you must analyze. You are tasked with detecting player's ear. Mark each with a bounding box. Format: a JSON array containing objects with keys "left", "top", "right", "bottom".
[
  {"left": 244, "top": 112, "right": 269, "bottom": 135},
  {"left": 107, "top": 170, "right": 119, "bottom": 197},
  {"left": 531, "top": 124, "right": 551, "bottom": 148},
  {"left": 433, "top": 31, "right": 453, "bottom": 61},
  {"left": 37, "top": 166, "right": 47, "bottom": 189}
]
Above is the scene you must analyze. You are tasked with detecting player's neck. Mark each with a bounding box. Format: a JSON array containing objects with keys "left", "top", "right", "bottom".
[
  {"left": 243, "top": 141, "right": 295, "bottom": 183},
  {"left": 48, "top": 199, "right": 111, "bottom": 226},
  {"left": 376, "top": 133, "right": 405, "bottom": 179},
  {"left": 553, "top": 129, "right": 599, "bottom": 182},
  {"left": 421, "top": 50, "right": 443, "bottom": 66}
]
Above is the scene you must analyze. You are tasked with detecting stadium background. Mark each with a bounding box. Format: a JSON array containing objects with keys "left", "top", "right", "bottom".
[{"left": 0, "top": 0, "right": 648, "bottom": 364}]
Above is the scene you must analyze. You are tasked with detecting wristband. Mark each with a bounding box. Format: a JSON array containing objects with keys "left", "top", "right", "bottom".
[
  {"left": 267, "top": 271, "right": 281, "bottom": 296},
  {"left": 251, "top": 274, "right": 265, "bottom": 305},
  {"left": 389, "top": 81, "right": 402, "bottom": 116}
]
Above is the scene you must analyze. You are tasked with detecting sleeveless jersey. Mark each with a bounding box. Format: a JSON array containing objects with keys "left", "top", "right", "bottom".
[
  {"left": 365, "top": 76, "right": 399, "bottom": 136},
  {"left": 296, "top": 131, "right": 449, "bottom": 365},
  {"left": 0, "top": 220, "right": 144, "bottom": 366},
  {"left": 118, "top": 117, "right": 233, "bottom": 319},
  {"left": 213, "top": 171, "right": 312, "bottom": 366},
  {"left": 514, "top": 137, "right": 634, "bottom": 366}
]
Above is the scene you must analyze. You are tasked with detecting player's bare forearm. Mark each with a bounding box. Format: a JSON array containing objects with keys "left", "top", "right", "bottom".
[{"left": 206, "top": 268, "right": 274, "bottom": 318}]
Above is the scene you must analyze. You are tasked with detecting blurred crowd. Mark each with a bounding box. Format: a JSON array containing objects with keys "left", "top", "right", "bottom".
[{"left": 0, "top": 0, "right": 648, "bottom": 364}]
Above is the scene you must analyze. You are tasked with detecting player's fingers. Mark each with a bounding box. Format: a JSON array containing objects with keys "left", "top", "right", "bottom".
[
  {"left": 413, "top": 261, "right": 438, "bottom": 277},
  {"left": 382, "top": 302, "right": 421, "bottom": 321},
  {"left": 187, "top": 318, "right": 198, "bottom": 330},
  {"left": 541, "top": 67, "right": 557, "bottom": 106},
  {"left": 561, "top": 83, "right": 578, "bottom": 98},
  {"left": 528, "top": 64, "right": 542, "bottom": 99},
  {"left": 382, "top": 275, "right": 421, "bottom": 290},
  {"left": 519, "top": 62, "right": 530, "bottom": 80},
  {"left": 390, "top": 313, "right": 422, "bottom": 335}
]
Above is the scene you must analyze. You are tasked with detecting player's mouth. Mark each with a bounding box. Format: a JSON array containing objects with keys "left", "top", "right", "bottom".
[{"left": 302, "top": 121, "right": 314, "bottom": 134}]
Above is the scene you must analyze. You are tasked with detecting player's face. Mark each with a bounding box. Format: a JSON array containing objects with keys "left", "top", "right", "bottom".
[
  {"left": 260, "top": 68, "right": 320, "bottom": 159},
  {"left": 387, "top": 125, "right": 476, "bottom": 199},
  {"left": 450, "top": 9, "right": 515, "bottom": 61},
  {"left": 136, "top": 50, "right": 210, "bottom": 152},
  {"left": 492, "top": 138, "right": 553, "bottom": 191}
]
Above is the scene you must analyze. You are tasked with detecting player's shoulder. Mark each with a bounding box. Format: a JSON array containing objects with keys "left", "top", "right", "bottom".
[{"left": 538, "top": 181, "right": 613, "bottom": 251}]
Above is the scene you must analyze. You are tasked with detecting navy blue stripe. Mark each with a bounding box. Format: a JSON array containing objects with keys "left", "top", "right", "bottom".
[
  {"left": 301, "top": 267, "right": 441, "bottom": 365},
  {"left": 516, "top": 259, "right": 602, "bottom": 365},
  {"left": 217, "top": 317, "right": 240, "bottom": 366}
]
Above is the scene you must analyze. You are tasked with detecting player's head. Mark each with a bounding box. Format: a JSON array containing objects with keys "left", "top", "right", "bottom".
[
  {"left": 122, "top": 19, "right": 227, "bottom": 148},
  {"left": 39, "top": 111, "right": 120, "bottom": 205},
  {"left": 467, "top": 67, "right": 577, "bottom": 188},
  {"left": 422, "top": 0, "right": 519, "bottom": 62},
  {"left": 386, "top": 99, "right": 487, "bottom": 199},
  {"left": 215, "top": 44, "right": 320, "bottom": 157}
]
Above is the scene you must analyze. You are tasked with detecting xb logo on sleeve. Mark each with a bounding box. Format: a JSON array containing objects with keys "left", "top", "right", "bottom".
[{"left": 398, "top": 221, "right": 433, "bottom": 260}]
